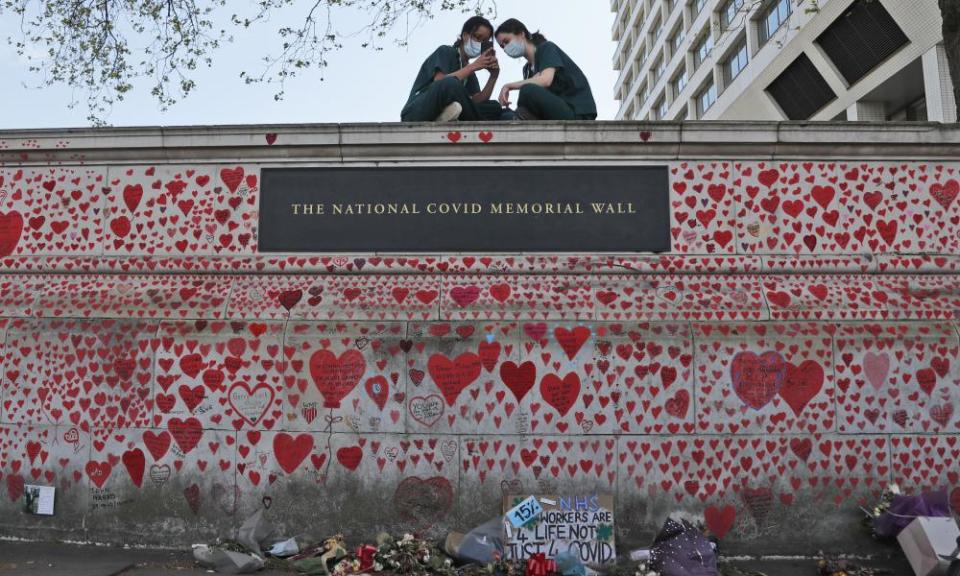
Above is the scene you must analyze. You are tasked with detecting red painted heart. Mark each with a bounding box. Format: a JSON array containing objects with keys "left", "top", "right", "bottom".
[
  {"left": 273, "top": 432, "right": 314, "bottom": 474},
  {"left": 309, "top": 349, "right": 366, "bottom": 409},
  {"left": 930, "top": 179, "right": 958, "bottom": 210},
  {"left": 365, "top": 376, "right": 389, "bottom": 411},
  {"left": 500, "top": 361, "right": 536, "bottom": 403},
  {"left": 705, "top": 505, "right": 735, "bottom": 539},
  {"left": 428, "top": 353, "right": 481, "bottom": 406},
  {"left": 540, "top": 372, "right": 580, "bottom": 417},
  {"left": 731, "top": 351, "right": 785, "bottom": 410},
  {"left": 336, "top": 445, "right": 363, "bottom": 471},
  {"left": 168, "top": 417, "right": 203, "bottom": 454},
  {"left": 779, "top": 361, "right": 823, "bottom": 416},
  {"left": 122, "top": 448, "right": 145, "bottom": 488},
  {"left": 228, "top": 382, "right": 274, "bottom": 426},
  {"left": 0, "top": 210, "right": 24, "bottom": 257},
  {"left": 554, "top": 326, "right": 590, "bottom": 360}
]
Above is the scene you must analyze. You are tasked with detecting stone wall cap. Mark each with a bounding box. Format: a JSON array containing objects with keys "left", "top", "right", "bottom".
[{"left": 2, "top": 121, "right": 959, "bottom": 162}]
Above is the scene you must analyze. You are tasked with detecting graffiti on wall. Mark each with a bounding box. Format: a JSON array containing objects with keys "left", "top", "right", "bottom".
[{"left": 0, "top": 159, "right": 956, "bottom": 544}]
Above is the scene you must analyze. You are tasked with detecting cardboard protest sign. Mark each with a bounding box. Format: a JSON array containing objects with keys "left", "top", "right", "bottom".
[{"left": 502, "top": 494, "right": 616, "bottom": 565}]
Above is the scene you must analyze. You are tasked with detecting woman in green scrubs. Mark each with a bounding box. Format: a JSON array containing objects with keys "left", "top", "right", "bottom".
[
  {"left": 494, "top": 19, "right": 597, "bottom": 121},
  {"left": 401, "top": 16, "right": 506, "bottom": 122}
]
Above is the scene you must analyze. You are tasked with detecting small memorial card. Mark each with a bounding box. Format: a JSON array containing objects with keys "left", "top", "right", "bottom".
[
  {"left": 24, "top": 485, "right": 55, "bottom": 515},
  {"left": 502, "top": 494, "right": 616, "bottom": 565}
]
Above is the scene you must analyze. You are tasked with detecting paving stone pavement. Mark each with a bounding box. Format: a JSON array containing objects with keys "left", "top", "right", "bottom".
[
  {"left": 0, "top": 542, "right": 288, "bottom": 576},
  {"left": 0, "top": 540, "right": 918, "bottom": 575}
]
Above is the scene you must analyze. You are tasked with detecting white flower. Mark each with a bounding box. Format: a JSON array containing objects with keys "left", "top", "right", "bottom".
[{"left": 374, "top": 562, "right": 383, "bottom": 571}]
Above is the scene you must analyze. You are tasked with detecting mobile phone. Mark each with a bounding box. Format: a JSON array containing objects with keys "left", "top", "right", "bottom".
[{"left": 481, "top": 40, "right": 494, "bottom": 54}]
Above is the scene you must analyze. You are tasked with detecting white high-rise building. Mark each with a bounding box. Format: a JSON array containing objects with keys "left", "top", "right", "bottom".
[{"left": 611, "top": 0, "right": 957, "bottom": 122}]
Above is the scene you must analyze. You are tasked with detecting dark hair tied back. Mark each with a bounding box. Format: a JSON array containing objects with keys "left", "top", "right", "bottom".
[
  {"left": 455, "top": 15, "right": 494, "bottom": 47},
  {"left": 494, "top": 18, "right": 547, "bottom": 45}
]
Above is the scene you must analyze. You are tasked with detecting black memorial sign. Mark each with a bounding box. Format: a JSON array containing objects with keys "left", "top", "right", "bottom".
[{"left": 257, "top": 166, "right": 670, "bottom": 253}]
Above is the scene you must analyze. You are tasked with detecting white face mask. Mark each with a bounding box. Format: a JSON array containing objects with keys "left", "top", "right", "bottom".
[
  {"left": 464, "top": 37, "right": 482, "bottom": 58},
  {"left": 505, "top": 38, "right": 526, "bottom": 59}
]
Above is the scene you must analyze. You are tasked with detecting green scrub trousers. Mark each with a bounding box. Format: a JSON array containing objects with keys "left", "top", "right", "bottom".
[
  {"left": 517, "top": 84, "right": 596, "bottom": 121},
  {"left": 401, "top": 76, "right": 504, "bottom": 122}
]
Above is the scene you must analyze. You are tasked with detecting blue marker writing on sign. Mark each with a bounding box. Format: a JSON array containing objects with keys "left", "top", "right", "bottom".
[{"left": 506, "top": 496, "right": 543, "bottom": 528}]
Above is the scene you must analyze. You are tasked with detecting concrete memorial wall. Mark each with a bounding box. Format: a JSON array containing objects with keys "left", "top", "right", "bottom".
[{"left": 0, "top": 121, "right": 957, "bottom": 554}]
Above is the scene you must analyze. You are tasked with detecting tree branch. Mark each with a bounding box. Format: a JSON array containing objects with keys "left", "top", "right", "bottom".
[{"left": 1, "top": 0, "right": 495, "bottom": 123}]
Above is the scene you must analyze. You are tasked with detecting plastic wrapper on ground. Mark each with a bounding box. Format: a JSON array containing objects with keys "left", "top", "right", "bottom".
[
  {"left": 649, "top": 518, "right": 718, "bottom": 576},
  {"left": 237, "top": 508, "right": 277, "bottom": 557},
  {"left": 875, "top": 491, "right": 952, "bottom": 540},
  {"left": 444, "top": 517, "right": 505, "bottom": 564},
  {"left": 192, "top": 545, "right": 265, "bottom": 574}
]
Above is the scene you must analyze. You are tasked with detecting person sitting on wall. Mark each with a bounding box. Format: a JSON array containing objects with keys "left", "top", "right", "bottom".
[
  {"left": 494, "top": 19, "right": 597, "bottom": 121},
  {"left": 401, "top": 16, "right": 507, "bottom": 122}
]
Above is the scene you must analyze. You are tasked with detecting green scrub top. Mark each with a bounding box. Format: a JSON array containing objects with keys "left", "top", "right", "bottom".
[
  {"left": 404, "top": 45, "right": 480, "bottom": 110},
  {"left": 524, "top": 41, "right": 597, "bottom": 118}
]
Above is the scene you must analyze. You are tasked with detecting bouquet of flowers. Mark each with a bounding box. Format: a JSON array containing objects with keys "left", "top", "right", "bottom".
[
  {"left": 860, "top": 483, "right": 900, "bottom": 537},
  {"left": 815, "top": 555, "right": 890, "bottom": 576},
  {"left": 372, "top": 533, "right": 455, "bottom": 576},
  {"left": 633, "top": 560, "right": 660, "bottom": 576}
]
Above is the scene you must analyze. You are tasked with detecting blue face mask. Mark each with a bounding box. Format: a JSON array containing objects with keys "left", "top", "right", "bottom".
[
  {"left": 464, "top": 37, "right": 482, "bottom": 58},
  {"left": 505, "top": 38, "right": 525, "bottom": 59}
]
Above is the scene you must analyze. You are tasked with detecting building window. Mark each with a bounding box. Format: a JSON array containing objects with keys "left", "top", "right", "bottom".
[
  {"left": 903, "top": 97, "right": 927, "bottom": 121},
  {"left": 675, "top": 106, "right": 689, "bottom": 121},
  {"left": 692, "top": 32, "right": 714, "bottom": 71},
  {"left": 765, "top": 52, "right": 836, "bottom": 120},
  {"left": 651, "top": 13, "right": 664, "bottom": 41},
  {"left": 697, "top": 79, "right": 718, "bottom": 117},
  {"left": 653, "top": 54, "right": 666, "bottom": 83},
  {"left": 815, "top": 0, "right": 909, "bottom": 86},
  {"left": 639, "top": 81, "right": 649, "bottom": 104},
  {"left": 759, "top": 0, "right": 792, "bottom": 46},
  {"left": 669, "top": 25, "right": 686, "bottom": 57},
  {"left": 722, "top": 37, "right": 749, "bottom": 85},
  {"left": 672, "top": 67, "right": 688, "bottom": 98},
  {"left": 691, "top": 0, "right": 708, "bottom": 18},
  {"left": 720, "top": 0, "right": 746, "bottom": 30},
  {"left": 653, "top": 97, "right": 663, "bottom": 120},
  {"left": 657, "top": 95, "right": 669, "bottom": 119}
]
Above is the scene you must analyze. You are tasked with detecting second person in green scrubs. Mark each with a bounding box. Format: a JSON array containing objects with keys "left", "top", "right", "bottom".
[{"left": 494, "top": 19, "right": 597, "bottom": 121}]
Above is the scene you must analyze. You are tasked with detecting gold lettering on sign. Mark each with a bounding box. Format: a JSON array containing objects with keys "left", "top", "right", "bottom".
[
  {"left": 331, "top": 203, "right": 422, "bottom": 215},
  {"left": 590, "top": 202, "right": 636, "bottom": 214},
  {"left": 291, "top": 203, "right": 326, "bottom": 215},
  {"left": 426, "top": 203, "right": 484, "bottom": 215},
  {"left": 489, "top": 203, "right": 583, "bottom": 215},
  {"left": 289, "top": 201, "right": 636, "bottom": 217}
]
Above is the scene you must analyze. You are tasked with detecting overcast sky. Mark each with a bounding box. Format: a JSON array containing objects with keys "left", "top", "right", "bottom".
[{"left": 0, "top": 1, "right": 618, "bottom": 128}]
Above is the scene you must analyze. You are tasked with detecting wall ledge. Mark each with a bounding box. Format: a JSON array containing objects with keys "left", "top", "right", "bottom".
[{"left": 2, "top": 121, "right": 959, "bottom": 165}]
